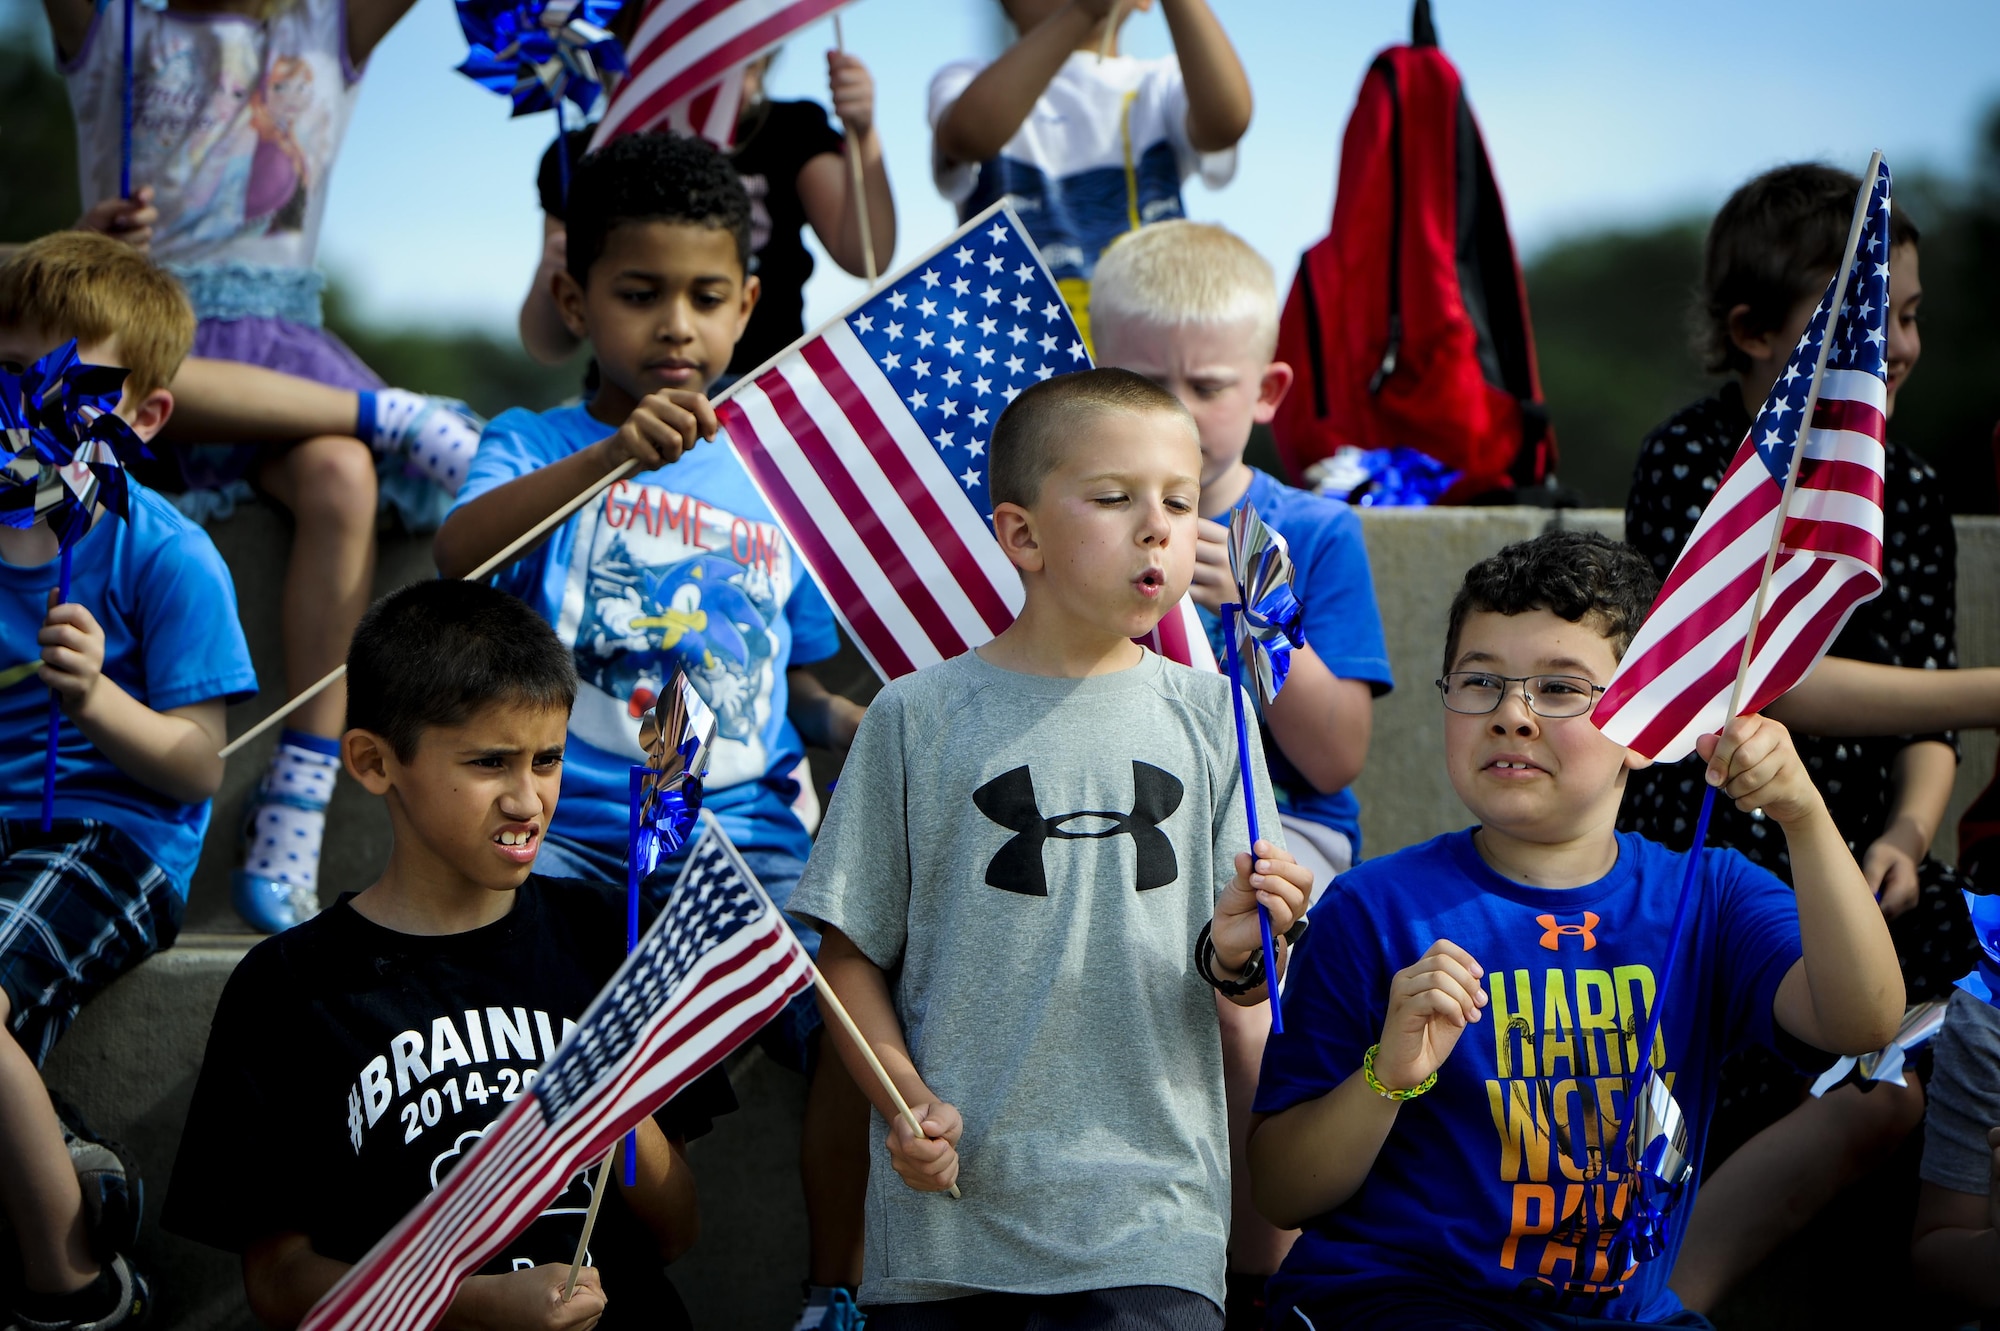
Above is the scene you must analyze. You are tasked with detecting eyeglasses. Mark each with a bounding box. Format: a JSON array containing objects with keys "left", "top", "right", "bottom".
[{"left": 1434, "top": 672, "right": 1607, "bottom": 719}]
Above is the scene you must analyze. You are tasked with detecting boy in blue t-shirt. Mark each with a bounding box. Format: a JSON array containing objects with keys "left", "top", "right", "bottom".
[
  {"left": 1247, "top": 530, "right": 1905, "bottom": 1328},
  {"left": 432, "top": 130, "right": 870, "bottom": 1320},
  {"left": 1092, "top": 219, "right": 1390, "bottom": 1320},
  {"left": 0, "top": 232, "right": 257, "bottom": 1330}
]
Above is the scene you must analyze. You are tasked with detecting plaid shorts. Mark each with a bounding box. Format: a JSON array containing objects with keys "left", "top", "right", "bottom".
[{"left": 0, "top": 820, "right": 183, "bottom": 1066}]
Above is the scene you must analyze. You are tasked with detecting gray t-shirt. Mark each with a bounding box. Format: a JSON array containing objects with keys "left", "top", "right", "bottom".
[
  {"left": 1921, "top": 989, "right": 2000, "bottom": 1196},
  {"left": 790, "top": 649, "right": 1282, "bottom": 1309}
]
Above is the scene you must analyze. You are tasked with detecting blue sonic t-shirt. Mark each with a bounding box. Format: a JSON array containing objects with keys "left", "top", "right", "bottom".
[
  {"left": 1200, "top": 468, "right": 1391, "bottom": 854},
  {"left": 0, "top": 488, "right": 257, "bottom": 895},
  {"left": 1255, "top": 830, "right": 1804, "bottom": 1325},
  {"left": 453, "top": 404, "right": 840, "bottom": 862}
]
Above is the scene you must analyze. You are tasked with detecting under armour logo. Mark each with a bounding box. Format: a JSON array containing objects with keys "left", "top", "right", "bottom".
[
  {"left": 1536, "top": 912, "right": 1599, "bottom": 951},
  {"left": 973, "top": 762, "right": 1183, "bottom": 896}
]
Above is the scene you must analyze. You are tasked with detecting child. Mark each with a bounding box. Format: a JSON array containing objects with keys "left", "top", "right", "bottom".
[
  {"left": 0, "top": 232, "right": 257, "bottom": 1331},
  {"left": 929, "top": 0, "right": 1251, "bottom": 345},
  {"left": 1910, "top": 987, "right": 2000, "bottom": 1312},
  {"left": 1621, "top": 163, "right": 1987, "bottom": 1312},
  {"left": 791, "top": 367, "right": 1314, "bottom": 1329},
  {"left": 43, "top": 0, "right": 479, "bottom": 932},
  {"left": 164, "top": 579, "right": 732, "bottom": 1330},
  {"left": 433, "top": 130, "right": 871, "bottom": 1328},
  {"left": 520, "top": 45, "right": 897, "bottom": 383},
  {"left": 1090, "top": 218, "right": 1390, "bottom": 1325},
  {"left": 1248, "top": 529, "right": 1904, "bottom": 1328}
]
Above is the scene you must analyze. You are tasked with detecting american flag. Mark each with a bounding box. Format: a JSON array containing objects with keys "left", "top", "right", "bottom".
[
  {"left": 720, "top": 201, "right": 1216, "bottom": 680},
  {"left": 299, "top": 815, "right": 811, "bottom": 1331},
  {"left": 1594, "top": 161, "right": 1892, "bottom": 762},
  {"left": 589, "top": 0, "right": 845, "bottom": 148}
]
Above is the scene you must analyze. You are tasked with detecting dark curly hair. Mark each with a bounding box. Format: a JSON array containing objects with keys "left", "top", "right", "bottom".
[
  {"left": 565, "top": 131, "right": 753, "bottom": 284},
  {"left": 1697, "top": 162, "right": 1919, "bottom": 375},
  {"left": 347, "top": 581, "right": 577, "bottom": 761},
  {"left": 1443, "top": 530, "right": 1659, "bottom": 674}
]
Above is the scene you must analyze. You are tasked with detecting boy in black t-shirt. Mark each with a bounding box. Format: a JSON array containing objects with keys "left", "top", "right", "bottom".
[{"left": 165, "top": 580, "right": 731, "bottom": 1330}]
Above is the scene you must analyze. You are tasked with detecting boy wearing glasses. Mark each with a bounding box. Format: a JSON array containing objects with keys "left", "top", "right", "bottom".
[{"left": 1245, "top": 530, "right": 1903, "bottom": 1329}]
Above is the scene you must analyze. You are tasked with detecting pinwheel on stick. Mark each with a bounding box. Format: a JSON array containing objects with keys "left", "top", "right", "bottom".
[
  {"left": 1219, "top": 502, "right": 1306, "bottom": 1032},
  {"left": 455, "top": 0, "right": 627, "bottom": 202},
  {"left": 0, "top": 342, "right": 149, "bottom": 831}
]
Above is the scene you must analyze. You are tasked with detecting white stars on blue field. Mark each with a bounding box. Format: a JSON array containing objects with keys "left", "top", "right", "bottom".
[{"left": 846, "top": 214, "right": 1089, "bottom": 519}]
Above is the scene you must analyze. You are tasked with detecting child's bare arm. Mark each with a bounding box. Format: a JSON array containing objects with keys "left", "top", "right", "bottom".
[
  {"left": 1861, "top": 740, "right": 1955, "bottom": 918},
  {"left": 786, "top": 668, "right": 864, "bottom": 752},
  {"left": 39, "top": 594, "right": 225, "bottom": 803},
  {"left": 1700, "top": 715, "right": 1903, "bottom": 1053},
  {"left": 1248, "top": 939, "right": 1486, "bottom": 1226},
  {"left": 1911, "top": 1133, "right": 2000, "bottom": 1307},
  {"left": 244, "top": 1233, "right": 609, "bottom": 1331},
  {"left": 934, "top": 1, "right": 1114, "bottom": 166},
  {"left": 432, "top": 392, "right": 717, "bottom": 580},
  {"left": 1262, "top": 650, "right": 1373, "bottom": 795},
  {"left": 159, "top": 358, "right": 359, "bottom": 445},
  {"left": 519, "top": 221, "right": 584, "bottom": 367},
  {"left": 1767, "top": 656, "right": 2000, "bottom": 735},
  {"left": 615, "top": 1118, "right": 699, "bottom": 1262},
  {"left": 1159, "top": 0, "right": 1252, "bottom": 151},
  {"left": 815, "top": 926, "right": 962, "bottom": 1193},
  {"left": 797, "top": 53, "right": 898, "bottom": 278}
]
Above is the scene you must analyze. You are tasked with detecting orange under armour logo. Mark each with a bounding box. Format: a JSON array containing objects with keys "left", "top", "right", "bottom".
[{"left": 1536, "top": 912, "right": 1599, "bottom": 951}]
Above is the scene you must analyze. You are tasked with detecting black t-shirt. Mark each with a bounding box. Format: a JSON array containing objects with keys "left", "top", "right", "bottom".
[
  {"left": 540, "top": 101, "right": 845, "bottom": 376},
  {"left": 164, "top": 877, "right": 733, "bottom": 1326}
]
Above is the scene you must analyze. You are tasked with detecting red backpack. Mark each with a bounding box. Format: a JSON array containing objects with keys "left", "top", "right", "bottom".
[{"left": 1272, "top": 2, "right": 1555, "bottom": 501}]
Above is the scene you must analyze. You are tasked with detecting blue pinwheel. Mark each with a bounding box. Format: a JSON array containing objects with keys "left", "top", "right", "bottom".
[
  {"left": 1605, "top": 1070, "right": 1693, "bottom": 1272},
  {"left": 1219, "top": 502, "right": 1308, "bottom": 1032},
  {"left": 455, "top": 0, "right": 625, "bottom": 201},
  {"left": 0, "top": 342, "right": 151, "bottom": 832}
]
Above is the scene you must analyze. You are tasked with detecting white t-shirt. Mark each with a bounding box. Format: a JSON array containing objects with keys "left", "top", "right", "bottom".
[
  {"left": 63, "top": 0, "right": 362, "bottom": 272},
  {"left": 928, "top": 52, "right": 1236, "bottom": 284}
]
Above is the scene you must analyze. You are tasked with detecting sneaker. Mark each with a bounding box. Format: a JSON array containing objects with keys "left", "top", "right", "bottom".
[
  {"left": 6, "top": 1255, "right": 151, "bottom": 1331},
  {"left": 792, "top": 1286, "right": 865, "bottom": 1331}
]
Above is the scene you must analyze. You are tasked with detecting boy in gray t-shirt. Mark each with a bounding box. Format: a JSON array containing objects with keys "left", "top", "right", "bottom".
[{"left": 790, "top": 368, "right": 1312, "bottom": 1328}]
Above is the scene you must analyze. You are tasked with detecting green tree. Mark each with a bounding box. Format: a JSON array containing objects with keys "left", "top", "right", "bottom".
[{"left": 0, "top": 35, "right": 81, "bottom": 241}]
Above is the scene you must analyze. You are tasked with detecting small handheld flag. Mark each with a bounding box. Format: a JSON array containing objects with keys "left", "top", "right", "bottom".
[
  {"left": 0, "top": 342, "right": 149, "bottom": 832},
  {"left": 1586, "top": 154, "right": 1892, "bottom": 1277},
  {"left": 1220, "top": 502, "right": 1305, "bottom": 1031}
]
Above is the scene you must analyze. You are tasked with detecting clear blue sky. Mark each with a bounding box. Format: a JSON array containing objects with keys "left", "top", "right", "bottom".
[{"left": 13, "top": 0, "right": 2000, "bottom": 334}]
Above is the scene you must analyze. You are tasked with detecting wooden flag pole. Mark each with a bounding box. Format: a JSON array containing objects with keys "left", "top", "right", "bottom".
[
  {"left": 1722, "top": 149, "right": 1883, "bottom": 725},
  {"left": 831, "top": 15, "right": 877, "bottom": 283},
  {"left": 811, "top": 961, "right": 961, "bottom": 1200},
  {"left": 562, "top": 1146, "right": 620, "bottom": 1300}
]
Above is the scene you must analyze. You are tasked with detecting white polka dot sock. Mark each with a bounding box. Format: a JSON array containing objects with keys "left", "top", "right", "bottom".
[
  {"left": 242, "top": 731, "right": 340, "bottom": 917},
  {"left": 357, "top": 388, "right": 483, "bottom": 496}
]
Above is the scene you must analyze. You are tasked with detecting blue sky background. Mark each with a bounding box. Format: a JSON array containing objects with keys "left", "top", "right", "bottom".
[{"left": 11, "top": 0, "right": 2000, "bottom": 334}]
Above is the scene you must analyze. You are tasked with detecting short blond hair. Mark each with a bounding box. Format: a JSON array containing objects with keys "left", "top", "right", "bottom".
[
  {"left": 0, "top": 232, "right": 195, "bottom": 397},
  {"left": 990, "top": 367, "right": 1195, "bottom": 510},
  {"left": 1089, "top": 221, "right": 1279, "bottom": 361}
]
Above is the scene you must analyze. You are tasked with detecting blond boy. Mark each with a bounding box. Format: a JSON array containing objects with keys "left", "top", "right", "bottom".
[{"left": 0, "top": 232, "right": 256, "bottom": 1329}]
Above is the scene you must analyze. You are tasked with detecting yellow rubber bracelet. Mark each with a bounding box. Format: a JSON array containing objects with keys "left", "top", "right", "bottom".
[{"left": 1362, "top": 1044, "right": 1438, "bottom": 1101}]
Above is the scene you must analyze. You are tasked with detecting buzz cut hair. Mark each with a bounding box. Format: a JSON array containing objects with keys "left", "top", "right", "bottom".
[
  {"left": 0, "top": 232, "right": 196, "bottom": 397},
  {"left": 988, "top": 366, "right": 1196, "bottom": 511},
  {"left": 1087, "top": 221, "right": 1280, "bottom": 361},
  {"left": 346, "top": 580, "right": 578, "bottom": 761}
]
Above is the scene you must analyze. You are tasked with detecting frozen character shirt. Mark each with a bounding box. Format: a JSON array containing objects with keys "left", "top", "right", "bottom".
[
  {"left": 164, "top": 878, "right": 733, "bottom": 1329},
  {"left": 452, "top": 404, "right": 840, "bottom": 862},
  {"left": 1255, "top": 831, "right": 1804, "bottom": 1326},
  {"left": 63, "top": 0, "right": 360, "bottom": 280}
]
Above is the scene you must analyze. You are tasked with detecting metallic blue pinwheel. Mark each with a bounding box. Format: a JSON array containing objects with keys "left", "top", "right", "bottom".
[
  {"left": 0, "top": 341, "right": 148, "bottom": 549},
  {"left": 1218, "top": 501, "right": 1308, "bottom": 1033},
  {"left": 1607, "top": 1069, "right": 1693, "bottom": 1273},
  {"left": 454, "top": 0, "right": 626, "bottom": 119}
]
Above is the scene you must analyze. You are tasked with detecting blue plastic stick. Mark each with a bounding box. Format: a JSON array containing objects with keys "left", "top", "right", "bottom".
[
  {"left": 119, "top": 0, "right": 134, "bottom": 198},
  {"left": 40, "top": 547, "right": 72, "bottom": 832},
  {"left": 1222, "top": 604, "right": 1284, "bottom": 1033},
  {"left": 623, "top": 765, "right": 642, "bottom": 1186}
]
